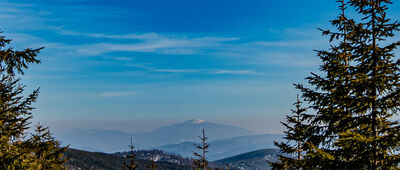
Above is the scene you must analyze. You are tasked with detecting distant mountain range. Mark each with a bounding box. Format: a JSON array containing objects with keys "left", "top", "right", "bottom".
[
  {"left": 157, "top": 134, "right": 283, "bottom": 160},
  {"left": 60, "top": 118, "right": 283, "bottom": 169},
  {"left": 56, "top": 119, "right": 261, "bottom": 153}
]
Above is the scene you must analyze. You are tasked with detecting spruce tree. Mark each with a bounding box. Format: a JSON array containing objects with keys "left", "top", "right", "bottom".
[
  {"left": 0, "top": 30, "right": 67, "bottom": 169},
  {"left": 0, "top": 30, "right": 40, "bottom": 169},
  {"left": 270, "top": 95, "right": 312, "bottom": 169},
  {"left": 294, "top": 0, "right": 400, "bottom": 168},
  {"left": 192, "top": 129, "right": 209, "bottom": 170},
  {"left": 123, "top": 138, "right": 138, "bottom": 170},
  {"left": 146, "top": 159, "right": 158, "bottom": 170},
  {"left": 26, "top": 123, "right": 68, "bottom": 169}
]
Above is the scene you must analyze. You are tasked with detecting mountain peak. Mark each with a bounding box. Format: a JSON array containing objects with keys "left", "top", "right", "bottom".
[{"left": 190, "top": 119, "right": 205, "bottom": 124}]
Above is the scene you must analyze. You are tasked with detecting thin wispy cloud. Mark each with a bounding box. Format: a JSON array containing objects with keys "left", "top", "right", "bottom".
[
  {"left": 59, "top": 30, "right": 160, "bottom": 40},
  {"left": 129, "top": 64, "right": 260, "bottom": 75},
  {"left": 252, "top": 39, "right": 327, "bottom": 48},
  {"left": 0, "top": 0, "right": 322, "bottom": 69},
  {"left": 58, "top": 29, "right": 240, "bottom": 42},
  {"left": 53, "top": 29, "right": 323, "bottom": 70},
  {"left": 5, "top": 28, "right": 323, "bottom": 69},
  {"left": 99, "top": 92, "right": 136, "bottom": 97},
  {"left": 211, "top": 70, "right": 258, "bottom": 75},
  {"left": 71, "top": 32, "right": 240, "bottom": 56},
  {"left": 148, "top": 68, "right": 202, "bottom": 73},
  {"left": 0, "top": 2, "right": 34, "bottom": 7}
]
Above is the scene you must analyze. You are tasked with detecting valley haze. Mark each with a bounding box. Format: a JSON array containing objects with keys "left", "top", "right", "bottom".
[{"left": 57, "top": 119, "right": 283, "bottom": 160}]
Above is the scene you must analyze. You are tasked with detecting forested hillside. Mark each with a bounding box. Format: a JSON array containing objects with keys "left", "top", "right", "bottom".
[
  {"left": 65, "top": 149, "right": 193, "bottom": 170},
  {"left": 65, "top": 148, "right": 279, "bottom": 170},
  {"left": 214, "top": 149, "right": 279, "bottom": 170}
]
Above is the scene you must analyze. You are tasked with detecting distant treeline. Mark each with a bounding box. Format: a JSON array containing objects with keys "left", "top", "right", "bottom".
[{"left": 65, "top": 149, "right": 193, "bottom": 170}]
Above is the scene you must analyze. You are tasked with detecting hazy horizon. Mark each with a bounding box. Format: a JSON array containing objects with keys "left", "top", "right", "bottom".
[{"left": 39, "top": 117, "right": 285, "bottom": 134}]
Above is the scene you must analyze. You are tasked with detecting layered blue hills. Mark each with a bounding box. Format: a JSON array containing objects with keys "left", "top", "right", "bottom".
[{"left": 56, "top": 119, "right": 283, "bottom": 160}]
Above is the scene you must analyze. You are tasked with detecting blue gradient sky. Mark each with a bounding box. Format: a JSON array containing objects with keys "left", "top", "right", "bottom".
[{"left": 1, "top": 0, "right": 399, "bottom": 133}]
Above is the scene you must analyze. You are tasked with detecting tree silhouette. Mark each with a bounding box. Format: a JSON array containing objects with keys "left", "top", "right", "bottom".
[
  {"left": 294, "top": 0, "right": 400, "bottom": 168},
  {"left": 146, "top": 159, "right": 158, "bottom": 170},
  {"left": 192, "top": 129, "right": 209, "bottom": 170},
  {"left": 0, "top": 30, "right": 66, "bottom": 168},
  {"left": 123, "top": 138, "right": 138, "bottom": 170},
  {"left": 270, "top": 95, "right": 313, "bottom": 169},
  {"left": 27, "top": 123, "right": 68, "bottom": 169}
]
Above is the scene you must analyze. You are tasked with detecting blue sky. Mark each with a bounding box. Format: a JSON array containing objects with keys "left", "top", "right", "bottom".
[{"left": 1, "top": 0, "right": 400, "bottom": 133}]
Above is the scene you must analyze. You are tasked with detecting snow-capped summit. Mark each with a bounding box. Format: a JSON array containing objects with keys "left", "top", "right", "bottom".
[{"left": 191, "top": 119, "right": 205, "bottom": 124}]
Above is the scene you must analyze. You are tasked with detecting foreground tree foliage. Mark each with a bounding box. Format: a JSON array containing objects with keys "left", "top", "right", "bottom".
[
  {"left": 270, "top": 95, "right": 313, "bottom": 169},
  {"left": 0, "top": 31, "right": 67, "bottom": 169},
  {"left": 26, "top": 123, "right": 68, "bottom": 169},
  {"left": 279, "top": 0, "right": 400, "bottom": 169},
  {"left": 146, "top": 159, "right": 158, "bottom": 170},
  {"left": 123, "top": 138, "right": 138, "bottom": 170},
  {"left": 192, "top": 129, "right": 210, "bottom": 170}
]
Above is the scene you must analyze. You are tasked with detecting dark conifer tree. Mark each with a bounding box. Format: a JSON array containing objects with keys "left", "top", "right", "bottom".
[
  {"left": 0, "top": 30, "right": 41, "bottom": 169},
  {"left": 123, "top": 138, "right": 138, "bottom": 170},
  {"left": 146, "top": 159, "right": 158, "bottom": 170},
  {"left": 27, "top": 123, "right": 68, "bottom": 169},
  {"left": 294, "top": 0, "right": 400, "bottom": 168},
  {"left": 0, "top": 31, "right": 67, "bottom": 168},
  {"left": 270, "top": 95, "right": 312, "bottom": 169},
  {"left": 192, "top": 129, "right": 209, "bottom": 170}
]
